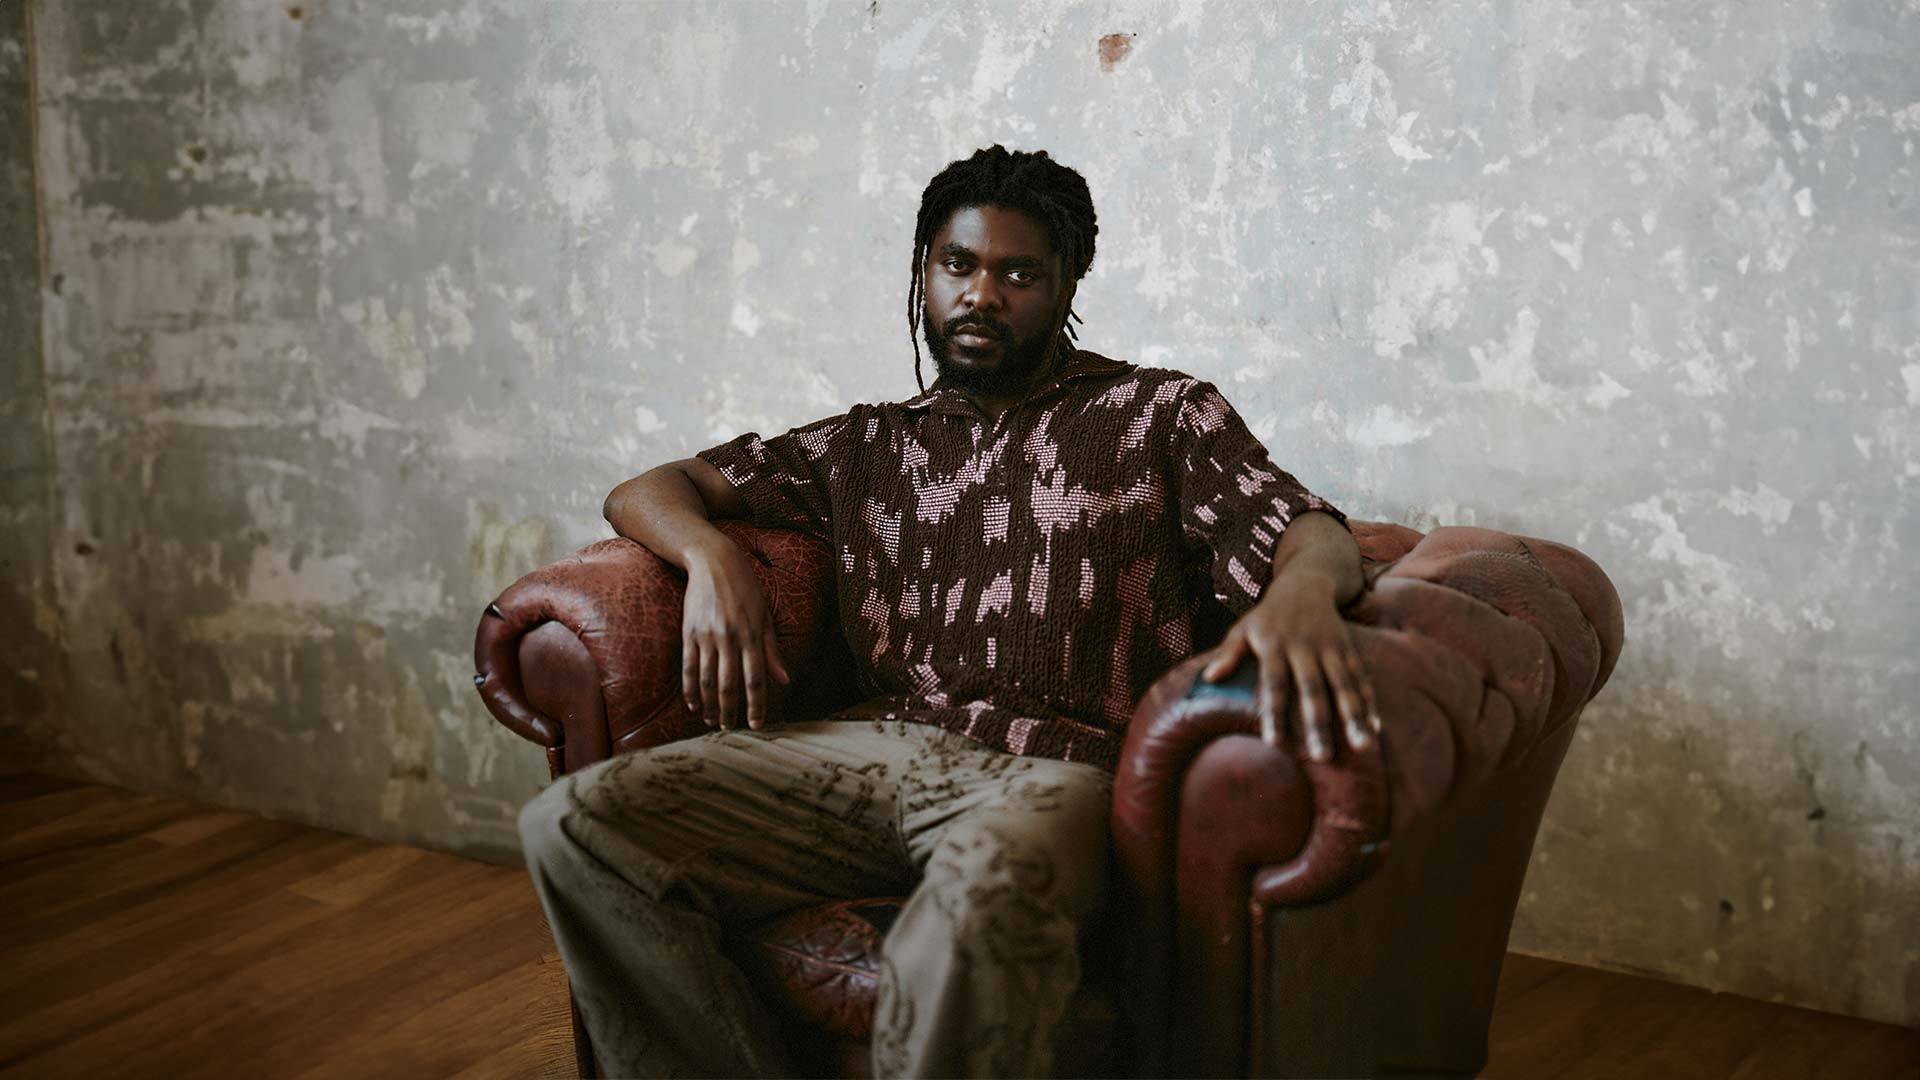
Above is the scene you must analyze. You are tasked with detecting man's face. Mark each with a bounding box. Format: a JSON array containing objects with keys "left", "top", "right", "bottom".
[{"left": 921, "top": 204, "right": 1072, "bottom": 399}]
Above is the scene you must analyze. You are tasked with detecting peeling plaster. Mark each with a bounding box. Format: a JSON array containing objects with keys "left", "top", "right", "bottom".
[{"left": 5, "top": 0, "right": 1917, "bottom": 1026}]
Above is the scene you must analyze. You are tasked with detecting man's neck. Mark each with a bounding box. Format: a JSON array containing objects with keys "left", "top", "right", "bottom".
[
  {"left": 931, "top": 340, "right": 1074, "bottom": 422},
  {"left": 930, "top": 377, "right": 1036, "bottom": 423},
  {"left": 963, "top": 387, "right": 1026, "bottom": 422}
]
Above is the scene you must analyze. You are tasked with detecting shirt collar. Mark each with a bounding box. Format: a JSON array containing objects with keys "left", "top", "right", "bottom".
[{"left": 900, "top": 349, "right": 1134, "bottom": 414}]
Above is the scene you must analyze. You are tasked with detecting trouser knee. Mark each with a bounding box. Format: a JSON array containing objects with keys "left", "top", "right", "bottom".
[
  {"left": 517, "top": 765, "right": 693, "bottom": 906},
  {"left": 928, "top": 833, "right": 1094, "bottom": 949}
]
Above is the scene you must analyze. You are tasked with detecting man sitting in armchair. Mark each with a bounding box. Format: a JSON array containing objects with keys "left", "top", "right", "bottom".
[{"left": 516, "top": 145, "right": 1380, "bottom": 1078}]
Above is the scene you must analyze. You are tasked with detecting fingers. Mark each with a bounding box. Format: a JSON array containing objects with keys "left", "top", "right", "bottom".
[
  {"left": 1256, "top": 646, "right": 1289, "bottom": 750},
  {"left": 715, "top": 633, "right": 742, "bottom": 729},
  {"left": 1212, "top": 629, "right": 1293, "bottom": 750},
  {"left": 765, "top": 632, "right": 791, "bottom": 687},
  {"left": 750, "top": 633, "right": 791, "bottom": 732},
  {"left": 687, "top": 628, "right": 781, "bottom": 731},
  {"left": 682, "top": 557, "right": 786, "bottom": 732},
  {"left": 1229, "top": 612, "right": 1381, "bottom": 763},
  {"left": 1322, "top": 644, "right": 1370, "bottom": 752},
  {"left": 698, "top": 637, "right": 720, "bottom": 728},
  {"left": 1358, "top": 661, "right": 1382, "bottom": 736},
  {"left": 1202, "top": 628, "right": 1247, "bottom": 682},
  {"left": 682, "top": 633, "right": 701, "bottom": 717},
  {"left": 1351, "top": 638, "right": 1382, "bottom": 737},
  {"left": 1290, "top": 647, "right": 1335, "bottom": 763},
  {"left": 741, "top": 636, "right": 767, "bottom": 731}
]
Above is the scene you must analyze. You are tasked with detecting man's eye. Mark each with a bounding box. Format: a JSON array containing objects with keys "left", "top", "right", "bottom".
[
  {"left": 1007, "top": 270, "right": 1035, "bottom": 285},
  {"left": 944, "top": 259, "right": 971, "bottom": 273}
]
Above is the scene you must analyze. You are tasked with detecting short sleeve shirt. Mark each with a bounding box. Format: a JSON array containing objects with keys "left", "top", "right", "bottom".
[{"left": 696, "top": 349, "right": 1346, "bottom": 772}]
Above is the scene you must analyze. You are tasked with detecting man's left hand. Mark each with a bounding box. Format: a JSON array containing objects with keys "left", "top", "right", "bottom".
[{"left": 1201, "top": 579, "right": 1379, "bottom": 762}]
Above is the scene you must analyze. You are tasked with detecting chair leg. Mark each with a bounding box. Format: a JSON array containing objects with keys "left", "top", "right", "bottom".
[{"left": 570, "top": 992, "right": 598, "bottom": 1078}]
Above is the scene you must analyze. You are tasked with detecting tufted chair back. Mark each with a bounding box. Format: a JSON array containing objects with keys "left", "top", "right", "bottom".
[{"left": 475, "top": 518, "right": 1623, "bottom": 1077}]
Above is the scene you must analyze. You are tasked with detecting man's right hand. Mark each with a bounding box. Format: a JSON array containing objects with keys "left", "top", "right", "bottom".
[
  {"left": 601, "top": 457, "right": 789, "bottom": 730},
  {"left": 680, "top": 541, "right": 792, "bottom": 731}
]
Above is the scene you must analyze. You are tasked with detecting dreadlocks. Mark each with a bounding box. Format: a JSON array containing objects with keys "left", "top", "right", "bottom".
[{"left": 907, "top": 146, "right": 1099, "bottom": 393}]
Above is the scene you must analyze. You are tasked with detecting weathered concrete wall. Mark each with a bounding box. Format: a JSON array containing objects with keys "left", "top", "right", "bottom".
[
  {"left": 9, "top": 0, "right": 1917, "bottom": 1025},
  {"left": 1, "top": 2, "right": 63, "bottom": 771}
]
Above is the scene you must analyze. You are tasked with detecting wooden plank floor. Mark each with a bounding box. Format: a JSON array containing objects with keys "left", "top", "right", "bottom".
[
  {"left": 1, "top": 773, "right": 1913, "bottom": 1078},
  {"left": 0, "top": 773, "right": 571, "bottom": 1079},
  {"left": 1487, "top": 953, "right": 1917, "bottom": 1079}
]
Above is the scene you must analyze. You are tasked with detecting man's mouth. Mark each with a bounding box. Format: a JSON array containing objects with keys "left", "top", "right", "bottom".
[{"left": 950, "top": 324, "right": 1001, "bottom": 349}]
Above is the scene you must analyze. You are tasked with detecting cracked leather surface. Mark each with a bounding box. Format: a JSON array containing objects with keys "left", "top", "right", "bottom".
[{"left": 475, "top": 515, "right": 1623, "bottom": 1067}]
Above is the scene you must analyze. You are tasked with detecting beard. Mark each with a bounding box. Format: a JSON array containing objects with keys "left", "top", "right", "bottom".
[{"left": 922, "top": 310, "right": 1058, "bottom": 398}]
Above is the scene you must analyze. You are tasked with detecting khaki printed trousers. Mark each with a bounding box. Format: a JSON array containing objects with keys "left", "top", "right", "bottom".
[{"left": 516, "top": 717, "right": 1115, "bottom": 1078}]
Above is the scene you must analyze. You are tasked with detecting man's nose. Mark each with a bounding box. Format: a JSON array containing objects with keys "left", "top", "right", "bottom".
[{"left": 961, "top": 270, "right": 1003, "bottom": 313}]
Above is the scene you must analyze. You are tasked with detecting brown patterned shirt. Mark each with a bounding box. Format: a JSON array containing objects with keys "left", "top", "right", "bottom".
[{"left": 697, "top": 349, "right": 1346, "bottom": 772}]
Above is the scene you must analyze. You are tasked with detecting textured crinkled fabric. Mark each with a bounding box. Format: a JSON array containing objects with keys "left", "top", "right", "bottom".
[
  {"left": 697, "top": 349, "right": 1346, "bottom": 772},
  {"left": 519, "top": 718, "right": 1115, "bottom": 1078}
]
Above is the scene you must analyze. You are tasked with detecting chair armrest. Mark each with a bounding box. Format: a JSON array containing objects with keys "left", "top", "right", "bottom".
[
  {"left": 1111, "top": 522, "right": 1624, "bottom": 1075},
  {"left": 472, "top": 521, "right": 849, "bottom": 776}
]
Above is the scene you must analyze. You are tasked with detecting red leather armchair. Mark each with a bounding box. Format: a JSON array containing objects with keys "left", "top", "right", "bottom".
[{"left": 474, "top": 518, "right": 1623, "bottom": 1078}]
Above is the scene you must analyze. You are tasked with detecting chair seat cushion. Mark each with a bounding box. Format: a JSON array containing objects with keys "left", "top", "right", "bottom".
[
  {"left": 735, "top": 897, "right": 904, "bottom": 1039},
  {"left": 733, "top": 896, "right": 1121, "bottom": 1075}
]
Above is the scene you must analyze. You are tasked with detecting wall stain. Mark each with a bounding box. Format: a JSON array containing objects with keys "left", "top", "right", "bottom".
[{"left": 7, "top": 0, "right": 1917, "bottom": 1028}]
